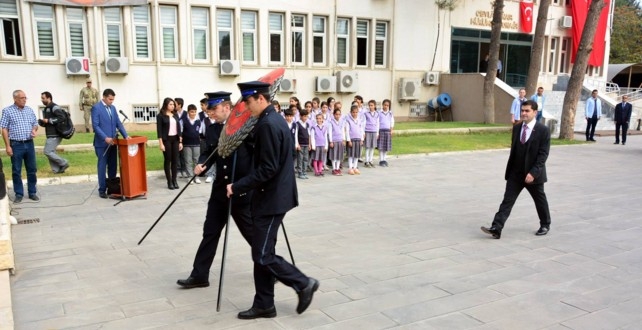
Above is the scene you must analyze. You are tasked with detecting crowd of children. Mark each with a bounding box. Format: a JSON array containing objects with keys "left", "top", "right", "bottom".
[
  {"left": 280, "top": 95, "right": 395, "bottom": 179},
  {"left": 160, "top": 94, "right": 394, "bottom": 183}
]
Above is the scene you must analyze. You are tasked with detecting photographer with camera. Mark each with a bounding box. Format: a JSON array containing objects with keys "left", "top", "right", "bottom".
[{"left": 39, "top": 91, "right": 70, "bottom": 174}]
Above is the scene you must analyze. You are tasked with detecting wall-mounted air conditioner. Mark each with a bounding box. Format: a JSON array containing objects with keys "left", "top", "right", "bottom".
[
  {"left": 316, "top": 76, "right": 336, "bottom": 93},
  {"left": 105, "top": 57, "right": 129, "bottom": 74},
  {"left": 65, "top": 57, "right": 90, "bottom": 76},
  {"left": 219, "top": 60, "right": 240, "bottom": 76},
  {"left": 336, "top": 71, "right": 358, "bottom": 93},
  {"left": 559, "top": 16, "right": 572, "bottom": 28},
  {"left": 424, "top": 71, "right": 440, "bottom": 86},
  {"left": 279, "top": 78, "right": 296, "bottom": 93},
  {"left": 399, "top": 78, "right": 421, "bottom": 101}
]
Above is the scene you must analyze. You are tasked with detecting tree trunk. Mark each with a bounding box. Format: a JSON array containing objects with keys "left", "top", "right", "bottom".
[
  {"left": 559, "top": 0, "right": 607, "bottom": 139},
  {"left": 483, "top": 0, "right": 504, "bottom": 124},
  {"left": 525, "top": 0, "right": 552, "bottom": 96}
]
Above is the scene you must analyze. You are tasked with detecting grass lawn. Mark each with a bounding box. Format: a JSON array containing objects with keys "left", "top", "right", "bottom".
[{"left": 2, "top": 123, "right": 583, "bottom": 178}]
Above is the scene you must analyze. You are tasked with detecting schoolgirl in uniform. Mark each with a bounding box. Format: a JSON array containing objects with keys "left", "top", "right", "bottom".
[
  {"left": 328, "top": 108, "right": 346, "bottom": 176},
  {"left": 344, "top": 104, "right": 365, "bottom": 175},
  {"left": 377, "top": 99, "right": 394, "bottom": 167},
  {"left": 363, "top": 100, "right": 380, "bottom": 168},
  {"left": 310, "top": 113, "right": 331, "bottom": 177}
]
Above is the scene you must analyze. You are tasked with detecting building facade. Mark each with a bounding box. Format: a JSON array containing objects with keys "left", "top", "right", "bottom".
[{"left": 0, "top": 0, "right": 611, "bottom": 125}]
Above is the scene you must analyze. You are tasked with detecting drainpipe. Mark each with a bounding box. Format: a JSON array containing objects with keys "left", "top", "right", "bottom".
[
  {"left": 154, "top": 0, "right": 162, "bottom": 104},
  {"left": 390, "top": 0, "right": 397, "bottom": 107},
  {"left": 93, "top": 7, "right": 103, "bottom": 92}
]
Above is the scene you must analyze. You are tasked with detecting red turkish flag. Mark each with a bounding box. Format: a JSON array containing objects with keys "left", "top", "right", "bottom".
[
  {"left": 520, "top": 1, "right": 534, "bottom": 33},
  {"left": 571, "top": 0, "right": 610, "bottom": 67}
]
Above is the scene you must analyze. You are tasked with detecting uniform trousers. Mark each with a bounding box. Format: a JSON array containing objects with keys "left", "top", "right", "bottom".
[
  {"left": 252, "top": 213, "right": 308, "bottom": 309},
  {"left": 190, "top": 193, "right": 253, "bottom": 280},
  {"left": 491, "top": 174, "right": 551, "bottom": 231}
]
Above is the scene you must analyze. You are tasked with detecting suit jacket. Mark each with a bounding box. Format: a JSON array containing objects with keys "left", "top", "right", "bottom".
[
  {"left": 233, "top": 105, "right": 298, "bottom": 216},
  {"left": 156, "top": 113, "right": 182, "bottom": 141},
  {"left": 505, "top": 121, "right": 550, "bottom": 184},
  {"left": 91, "top": 101, "right": 128, "bottom": 148},
  {"left": 614, "top": 102, "right": 632, "bottom": 124},
  {"left": 585, "top": 97, "right": 602, "bottom": 118}
]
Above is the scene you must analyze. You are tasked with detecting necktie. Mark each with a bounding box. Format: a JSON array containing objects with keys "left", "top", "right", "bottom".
[
  {"left": 106, "top": 106, "right": 112, "bottom": 119},
  {"left": 520, "top": 124, "right": 527, "bottom": 144}
]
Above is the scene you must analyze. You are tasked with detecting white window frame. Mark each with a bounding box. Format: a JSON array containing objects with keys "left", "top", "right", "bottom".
[
  {"left": 291, "top": 14, "right": 305, "bottom": 65},
  {"left": 103, "top": 7, "right": 123, "bottom": 58},
  {"left": 560, "top": 37, "right": 570, "bottom": 74},
  {"left": 312, "top": 16, "right": 326, "bottom": 65},
  {"left": 268, "top": 12, "right": 284, "bottom": 64},
  {"left": 241, "top": 10, "right": 257, "bottom": 64},
  {"left": 374, "top": 21, "right": 387, "bottom": 67},
  {"left": 336, "top": 18, "right": 349, "bottom": 66},
  {"left": 191, "top": 6, "right": 209, "bottom": 62},
  {"left": 131, "top": 4, "right": 151, "bottom": 61},
  {"left": 216, "top": 9, "right": 234, "bottom": 61},
  {"left": 547, "top": 37, "right": 558, "bottom": 74},
  {"left": 0, "top": 0, "right": 23, "bottom": 57},
  {"left": 160, "top": 5, "right": 178, "bottom": 61},
  {"left": 356, "top": 19, "right": 369, "bottom": 67},
  {"left": 66, "top": 7, "right": 86, "bottom": 57},
  {"left": 33, "top": 4, "right": 56, "bottom": 59}
]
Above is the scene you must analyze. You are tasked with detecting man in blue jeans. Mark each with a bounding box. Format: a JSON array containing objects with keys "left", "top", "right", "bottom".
[{"left": 1, "top": 90, "right": 39, "bottom": 203}]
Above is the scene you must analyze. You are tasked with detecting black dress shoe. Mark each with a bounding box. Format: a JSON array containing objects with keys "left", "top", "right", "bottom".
[
  {"left": 296, "top": 277, "right": 319, "bottom": 314},
  {"left": 590, "top": 138, "right": 597, "bottom": 142},
  {"left": 99, "top": 192, "right": 108, "bottom": 199},
  {"left": 480, "top": 226, "right": 501, "bottom": 239},
  {"left": 622, "top": 142, "right": 626, "bottom": 145},
  {"left": 172, "top": 180, "right": 179, "bottom": 189},
  {"left": 238, "top": 306, "right": 277, "bottom": 319},
  {"left": 176, "top": 277, "right": 209, "bottom": 289},
  {"left": 614, "top": 142, "right": 619, "bottom": 144},
  {"left": 535, "top": 227, "right": 549, "bottom": 236},
  {"left": 168, "top": 182, "right": 175, "bottom": 190}
]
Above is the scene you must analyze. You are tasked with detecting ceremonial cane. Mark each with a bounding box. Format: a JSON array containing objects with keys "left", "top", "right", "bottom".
[
  {"left": 216, "top": 151, "right": 237, "bottom": 312},
  {"left": 137, "top": 147, "right": 218, "bottom": 245},
  {"left": 281, "top": 223, "right": 295, "bottom": 266}
]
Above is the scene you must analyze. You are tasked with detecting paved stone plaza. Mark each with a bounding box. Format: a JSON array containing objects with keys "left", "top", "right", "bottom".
[{"left": 7, "top": 136, "right": 642, "bottom": 329}]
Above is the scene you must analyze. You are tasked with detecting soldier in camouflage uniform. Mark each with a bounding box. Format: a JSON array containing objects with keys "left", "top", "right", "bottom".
[{"left": 79, "top": 78, "right": 99, "bottom": 132}]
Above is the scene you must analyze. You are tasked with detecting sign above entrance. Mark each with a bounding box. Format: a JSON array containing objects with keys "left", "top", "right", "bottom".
[{"left": 470, "top": 11, "right": 519, "bottom": 30}]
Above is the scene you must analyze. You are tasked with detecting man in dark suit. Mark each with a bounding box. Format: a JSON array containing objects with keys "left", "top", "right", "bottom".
[
  {"left": 177, "top": 91, "right": 254, "bottom": 289},
  {"left": 481, "top": 100, "right": 551, "bottom": 239},
  {"left": 227, "top": 81, "right": 318, "bottom": 320},
  {"left": 614, "top": 95, "right": 632, "bottom": 145},
  {"left": 91, "top": 88, "right": 129, "bottom": 198}
]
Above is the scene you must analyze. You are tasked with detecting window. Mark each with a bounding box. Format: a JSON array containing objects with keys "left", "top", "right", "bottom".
[
  {"left": 133, "top": 104, "right": 159, "bottom": 123},
  {"left": 33, "top": 4, "right": 56, "bottom": 57},
  {"left": 336, "top": 18, "right": 349, "bottom": 65},
  {"left": 374, "top": 22, "right": 387, "bottom": 66},
  {"left": 0, "top": 0, "right": 23, "bottom": 57},
  {"left": 66, "top": 7, "right": 86, "bottom": 57},
  {"left": 356, "top": 20, "right": 369, "bottom": 66},
  {"left": 191, "top": 7, "right": 209, "bottom": 61},
  {"left": 241, "top": 11, "right": 257, "bottom": 63},
  {"left": 132, "top": 5, "right": 151, "bottom": 60},
  {"left": 160, "top": 5, "right": 177, "bottom": 60},
  {"left": 547, "top": 37, "right": 558, "bottom": 73},
  {"left": 269, "top": 12, "right": 284, "bottom": 63},
  {"left": 560, "top": 37, "right": 570, "bottom": 74},
  {"left": 312, "top": 16, "right": 326, "bottom": 65},
  {"left": 291, "top": 14, "right": 305, "bottom": 65},
  {"left": 217, "top": 9, "right": 233, "bottom": 60},
  {"left": 104, "top": 7, "right": 122, "bottom": 57}
]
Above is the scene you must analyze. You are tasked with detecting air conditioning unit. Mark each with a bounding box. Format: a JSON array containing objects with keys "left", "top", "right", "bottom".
[
  {"left": 219, "top": 59, "right": 240, "bottom": 76},
  {"left": 399, "top": 78, "right": 421, "bottom": 101},
  {"left": 279, "top": 78, "right": 296, "bottom": 93},
  {"left": 336, "top": 71, "right": 358, "bottom": 93},
  {"left": 65, "top": 57, "right": 90, "bottom": 75},
  {"left": 316, "top": 76, "right": 336, "bottom": 93},
  {"left": 105, "top": 57, "right": 129, "bottom": 74},
  {"left": 424, "top": 71, "right": 440, "bottom": 86},
  {"left": 559, "top": 16, "right": 572, "bottom": 28}
]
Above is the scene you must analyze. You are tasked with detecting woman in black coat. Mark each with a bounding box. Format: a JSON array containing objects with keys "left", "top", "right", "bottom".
[{"left": 156, "top": 97, "right": 183, "bottom": 189}]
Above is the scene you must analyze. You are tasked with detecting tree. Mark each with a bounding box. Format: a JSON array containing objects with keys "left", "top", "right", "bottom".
[
  {"left": 483, "top": 0, "right": 504, "bottom": 124},
  {"left": 610, "top": 3, "right": 642, "bottom": 63},
  {"left": 525, "top": 0, "right": 552, "bottom": 96},
  {"left": 559, "top": 0, "right": 607, "bottom": 139}
]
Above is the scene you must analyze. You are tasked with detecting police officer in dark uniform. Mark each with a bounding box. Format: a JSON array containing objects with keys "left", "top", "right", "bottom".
[
  {"left": 226, "top": 81, "right": 319, "bottom": 320},
  {"left": 177, "top": 91, "right": 253, "bottom": 289}
]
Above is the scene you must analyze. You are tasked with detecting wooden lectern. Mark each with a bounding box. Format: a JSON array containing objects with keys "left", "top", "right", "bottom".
[{"left": 115, "top": 136, "right": 148, "bottom": 198}]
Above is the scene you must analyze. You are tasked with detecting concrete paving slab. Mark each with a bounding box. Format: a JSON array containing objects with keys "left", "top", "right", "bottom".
[{"left": 6, "top": 135, "right": 642, "bottom": 329}]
